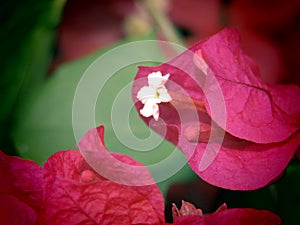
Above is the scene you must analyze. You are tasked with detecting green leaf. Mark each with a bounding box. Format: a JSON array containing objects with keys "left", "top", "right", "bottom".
[
  {"left": 0, "top": 0, "right": 66, "bottom": 153},
  {"left": 12, "top": 34, "right": 195, "bottom": 195}
]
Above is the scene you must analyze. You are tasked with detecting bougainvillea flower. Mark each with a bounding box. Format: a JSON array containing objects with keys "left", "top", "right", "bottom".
[
  {"left": 0, "top": 130, "right": 282, "bottom": 225},
  {"left": 40, "top": 126, "right": 165, "bottom": 225},
  {"left": 172, "top": 201, "right": 281, "bottom": 225},
  {"left": 0, "top": 125, "right": 165, "bottom": 225},
  {"left": 137, "top": 71, "right": 172, "bottom": 120},
  {"left": 132, "top": 28, "right": 300, "bottom": 190},
  {"left": 0, "top": 151, "right": 43, "bottom": 225}
]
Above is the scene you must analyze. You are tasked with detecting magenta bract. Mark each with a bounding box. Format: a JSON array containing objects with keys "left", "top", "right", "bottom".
[
  {"left": 171, "top": 201, "right": 280, "bottom": 225},
  {"left": 173, "top": 208, "right": 281, "bottom": 225},
  {"left": 197, "top": 29, "right": 300, "bottom": 143},
  {"left": 0, "top": 126, "right": 165, "bottom": 225},
  {"left": 132, "top": 28, "right": 300, "bottom": 190},
  {"left": 0, "top": 151, "right": 44, "bottom": 225},
  {"left": 40, "top": 151, "right": 164, "bottom": 225},
  {"left": 40, "top": 126, "right": 165, "bottom": 225}
]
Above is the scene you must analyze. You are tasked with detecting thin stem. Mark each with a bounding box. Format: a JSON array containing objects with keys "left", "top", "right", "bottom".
[{"left": 140, "top": 0, "right": 186, "bottom": 46}]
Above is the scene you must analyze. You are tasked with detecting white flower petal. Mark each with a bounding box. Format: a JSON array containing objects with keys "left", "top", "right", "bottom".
[
  {"left": 137, "top": 86, "right": 156, "bottom": 101},
  {"left": 152, "top": 104, "right": 159, "bottom": 121},
  {"left": 148, "top": 71, "right": 163, "bottom": 79},
  {"left": 157, "top": 88, "right": 172, "bottom": 102},
  {"left": 139, "top": 99, "right": 160, "bottom": 119},
  {"left": 148, "top": 71, "right": 168, "bottom": 87},
  {"left": 162, "top": 73, "right": 170, "bottom": 83}
]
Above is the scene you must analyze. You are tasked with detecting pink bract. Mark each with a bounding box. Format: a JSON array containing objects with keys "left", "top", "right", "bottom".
[
  {"left": 40, "top": 126, "right": 165, "bottom": 225},
  {"left": 0, "top": 151, "right": 44, "bottom": 225},
  {"left": 171, "top": 201, "right": 280, "bottom": 225},
  {"left": 197, "top": 28, "right": 300, "bottom": 143},
  {"left": 132, "top": 28, "right": 300, "bottom": 190},
  {"left": 0, "top": 125, "right": 165, "bottom": 225},
  {"left": 173, "top": 208, "right": 281, "bottom": 225}
]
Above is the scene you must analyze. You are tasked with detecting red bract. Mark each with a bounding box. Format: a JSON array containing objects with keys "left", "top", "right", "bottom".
[
  {"left": 0, "top": 151, "right": 44, "bottom": 225},
  {"left": 132, "top": 28, "right": 300, "bottom": 190},
  {"left": 173, "top": 208, "right": 281, "bottom": 225},
  {"left": 39, "top": 126, "right": 165, "bottom": 225},
  {"left": 0, "top": 125, "right": 165, "bottom": 225},
  {"left": 172, "top": 201, "right": 281, "bottom": 225}
]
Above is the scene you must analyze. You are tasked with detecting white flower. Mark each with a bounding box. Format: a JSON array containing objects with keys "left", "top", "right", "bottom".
[{"left": 137, "top": 71, "right": 172, "bottom": 120}]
